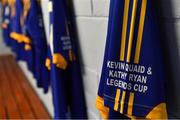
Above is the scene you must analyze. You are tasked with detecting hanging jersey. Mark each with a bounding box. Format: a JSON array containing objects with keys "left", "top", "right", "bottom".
[
  {"left": 50, "top": 0, "right": 87, "bottom": 118},
  {"left": 8, "top": 0, "right": 21, "bottom": 56},
  {"left": 19, "top": 0, "right": 36, "bottom": 77},
  {"left": 22, "top": 0, "right": 50, "bottom": 93},
  {"left": 10, "top": 0, "right": 26, "bottom": 61},
  {"left": 96, "top": 0, "right": 168, "bottom": 119}
]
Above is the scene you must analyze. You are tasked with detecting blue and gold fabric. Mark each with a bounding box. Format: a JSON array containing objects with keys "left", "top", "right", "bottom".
[{"left": 96, "top": 0, "right": 168, "bottom": 119}]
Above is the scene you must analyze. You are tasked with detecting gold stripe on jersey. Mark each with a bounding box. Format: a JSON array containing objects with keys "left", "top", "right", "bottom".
[
  {"left": 126, "top": 0, "right": 138, "bottom": 63},
  {"left": 127, "top": 92, "right": 135, "bottom": 115},
  {"left": 52, "top": 53, "right": 68, "bottom": 70},
  {"left": 120, "top": 0, "right": 130, "bottom": 61},
  {"left": 96, "top": 96, "right": 109, "bottom": 119},
  {"left": 134, "top": 0, "right": 147, "bottom": 64},
  {"left": 114, "top": 89, "right": 121, "bottom": 111},
  {"left": 116, "top": 0, "right": 148, "bottom": 117},
  {"left": 120, "top": 91, "right": 126, "bottom": 113},
  {"left": 45, "top": 58, "right": 51, "bottom": 70}
]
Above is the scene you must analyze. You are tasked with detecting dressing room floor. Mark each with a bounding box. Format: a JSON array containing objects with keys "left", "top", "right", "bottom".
[{"left": 0, "top": 55, "right": 51, "bottom": 119}]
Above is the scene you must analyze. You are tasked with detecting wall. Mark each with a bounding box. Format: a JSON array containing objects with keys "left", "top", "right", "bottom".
[{"left": 72, "top": 0, "right": 109, "bottom": 118}]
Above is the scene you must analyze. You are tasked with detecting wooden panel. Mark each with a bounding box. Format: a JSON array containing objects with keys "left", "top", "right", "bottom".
[
  {"left": 0, "top": 70, "right": 7, "bottom": 119},
  {"left": 9, "top": 56, "right": 51, "bottom": 119},
  {"left": 0, "top": 55, "right": 21, "bottom": 119},
  {"left": 3, "top": 57, "right": 35, "bottom": 119},
  {"left": 9, "top": 57, "right": 51, "bottom": 119},
  {"left": 0, "top": 55, "right": 51, "bottom": 119},
  {"left": 12, "top": 60, "right": 51, "bottom": 119}
]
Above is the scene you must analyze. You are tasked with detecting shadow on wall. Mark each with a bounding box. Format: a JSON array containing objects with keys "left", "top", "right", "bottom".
[
  {"left": 156, "top": 0, "right": 180, "bottom": 118},
  {"left": 66, "top": 0, "right": 85, "bottom": 74}
]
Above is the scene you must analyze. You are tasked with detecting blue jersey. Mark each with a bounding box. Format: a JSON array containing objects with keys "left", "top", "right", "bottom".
[
  {"left": 20, "top": 0, "right": 50, "bottom": 93},
  {"left": 96, "top": 0, "right": 167, "bottom": 119},
  {"left": 32, "top": 0, "right": 50, "bottom": 93},
  {"left": 49, "top": 0, "right": 87, "bottom": 118},
  {"left": 8, "top": 0, "right": 21, "bottom": 58},
  {"left": 1, "top": 1, "right": 11, "bottom": 46},
  {"left": 9, "top": 0, "right": 26, "bottom": 61},
  {"left": 18, "top": 0, "right": 35, "bottom": 76}
]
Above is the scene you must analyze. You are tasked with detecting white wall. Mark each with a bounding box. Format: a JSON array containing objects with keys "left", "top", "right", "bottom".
[{"left": 72, "top": 0, "right": 110, "bottom": 118}]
